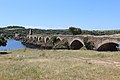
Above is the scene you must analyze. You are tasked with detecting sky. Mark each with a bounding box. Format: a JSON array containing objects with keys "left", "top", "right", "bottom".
[{"left": 0, "top": 0, "right": 120, "bottom": 30}]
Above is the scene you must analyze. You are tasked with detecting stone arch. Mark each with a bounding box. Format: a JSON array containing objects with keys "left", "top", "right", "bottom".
[
  {"left": 45, "top": 37, "right": 50, "bottom": 43},
  {"left": 70, "top": 39, "right": 84, "bottom": 50},
  {"left": 27, "top": 36, "right": 29, "bottom": 39},
  {"left": 97, "top": 41, "right": 119, "bottom": 51},
  {"left": 30, "top": 37, "right": 33, "bottom": 40},
  {"left": 34, "top": 37, "right": 37, "bottom": 40},
  {"left": 56, "top": 37, "right": 62, "bottom": 43},
  {"left": 38, "top": 37, "right": 42, "bottom": 41}
]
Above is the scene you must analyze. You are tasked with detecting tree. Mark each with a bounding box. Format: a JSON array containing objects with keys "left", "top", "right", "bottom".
[
  {"left": 69, "top": 27, "right": 82, "bottom": 35},
  {"left": 0, "top": 36, "right": 7, "bottom": 46}
]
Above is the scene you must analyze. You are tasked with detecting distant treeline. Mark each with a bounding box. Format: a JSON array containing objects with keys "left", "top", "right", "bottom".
[
  {"left": 6, "top": 26, "right": 25, "bottom": 29},
  {"left": 0, "top": 26, "right": 120, "bottom": 38},
  {"left": 82, "top": 30, "right": 120, "bottom": 35},
  {"left": 28, "top": 29, "right": 120, "bottom": 35}
]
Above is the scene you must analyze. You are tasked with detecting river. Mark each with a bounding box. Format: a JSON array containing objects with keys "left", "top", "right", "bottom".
[{"left": 0, "top": 39, "right": 26, "bottom": 51}]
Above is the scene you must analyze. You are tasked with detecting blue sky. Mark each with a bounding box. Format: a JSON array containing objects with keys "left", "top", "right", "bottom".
[{"left": 0, "top": 0, "right": 120, "bottom": 30}]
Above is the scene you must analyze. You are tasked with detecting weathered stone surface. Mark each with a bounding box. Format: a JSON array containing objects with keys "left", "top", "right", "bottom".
[{"left": 26, "top": 34, "right": 120, "bottom": 51}]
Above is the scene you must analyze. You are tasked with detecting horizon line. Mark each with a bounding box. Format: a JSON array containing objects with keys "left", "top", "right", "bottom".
[{"left": 0, "top": 25, "right": 120, "bottom": 31}]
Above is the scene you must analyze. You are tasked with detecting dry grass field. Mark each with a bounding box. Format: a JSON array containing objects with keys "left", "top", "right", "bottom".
[{"left": 0, "top": 48, "right": 120, "bottom": 80}]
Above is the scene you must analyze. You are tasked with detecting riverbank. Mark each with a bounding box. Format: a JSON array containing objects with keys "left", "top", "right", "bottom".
[{"left": 0, "top": 48, "right": 120, "bottom": 80}]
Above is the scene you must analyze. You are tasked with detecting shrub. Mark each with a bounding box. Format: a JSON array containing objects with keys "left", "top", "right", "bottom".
[
  {"left": 84, "top": 37, "right": 95, "bottom": 50},
  {"left": 53, "top": 38, "right": 69, "bottom": 49},
  {"left": 0, "top": 36, "right": 7, "bottom": 46}
]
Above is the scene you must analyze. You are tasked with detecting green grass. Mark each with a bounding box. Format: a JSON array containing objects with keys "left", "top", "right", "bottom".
[{"left": 0, "top": 48, "right": 120, "bottom": 80}]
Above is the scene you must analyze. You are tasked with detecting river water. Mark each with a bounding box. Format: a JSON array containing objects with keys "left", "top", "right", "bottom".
[{"left": 0, "top": 39, "right": 26, "bottom": 51}]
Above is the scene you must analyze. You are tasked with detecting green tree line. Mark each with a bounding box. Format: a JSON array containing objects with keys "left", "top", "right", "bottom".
[{"left": 0, "top": 26, "right": 120, "bottom": 38}]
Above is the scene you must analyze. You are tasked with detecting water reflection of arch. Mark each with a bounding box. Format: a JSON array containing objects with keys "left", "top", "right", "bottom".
[
  {"left": 97, "top": 40, "right": 119, "bottom": 51},
  {"left": 69, "top": 38, "right": 84, "bottom": 50}
]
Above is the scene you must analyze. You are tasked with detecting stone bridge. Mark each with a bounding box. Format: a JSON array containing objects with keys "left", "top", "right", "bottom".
[{"left": 26, "top": 34, "right": 120, "bottom": 51}]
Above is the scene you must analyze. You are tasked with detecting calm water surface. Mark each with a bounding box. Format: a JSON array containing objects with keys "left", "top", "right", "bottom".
[{"left": 0, "top": 39, "right": 26, "bottom": 51}]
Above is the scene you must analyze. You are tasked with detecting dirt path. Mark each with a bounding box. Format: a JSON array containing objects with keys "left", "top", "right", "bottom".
[
  {"left": 75, "top": 57, "right": 120, "bottom": 68},
  {"left": 28, "top": 58, "right": 49, "bottom": 63},
  {"left": 26, "top": 57, "right": 120, "bottom": 68}
]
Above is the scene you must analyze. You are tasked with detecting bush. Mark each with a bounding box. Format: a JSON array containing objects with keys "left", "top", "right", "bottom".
[
  {"left": 84, "top": 37, "right": 95, "bottom": 50},
  {"left": 85, "top": 41, "right": 95, "bottom": 50},
  {"left": 0, "top": 36, "right": 7, "bottom": 46},
  {"left": 53, "top": 38, "right": 69, "bottom": 49},
  {"left": 45, "top": 36, "right": 57, "bottom": 47}
]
